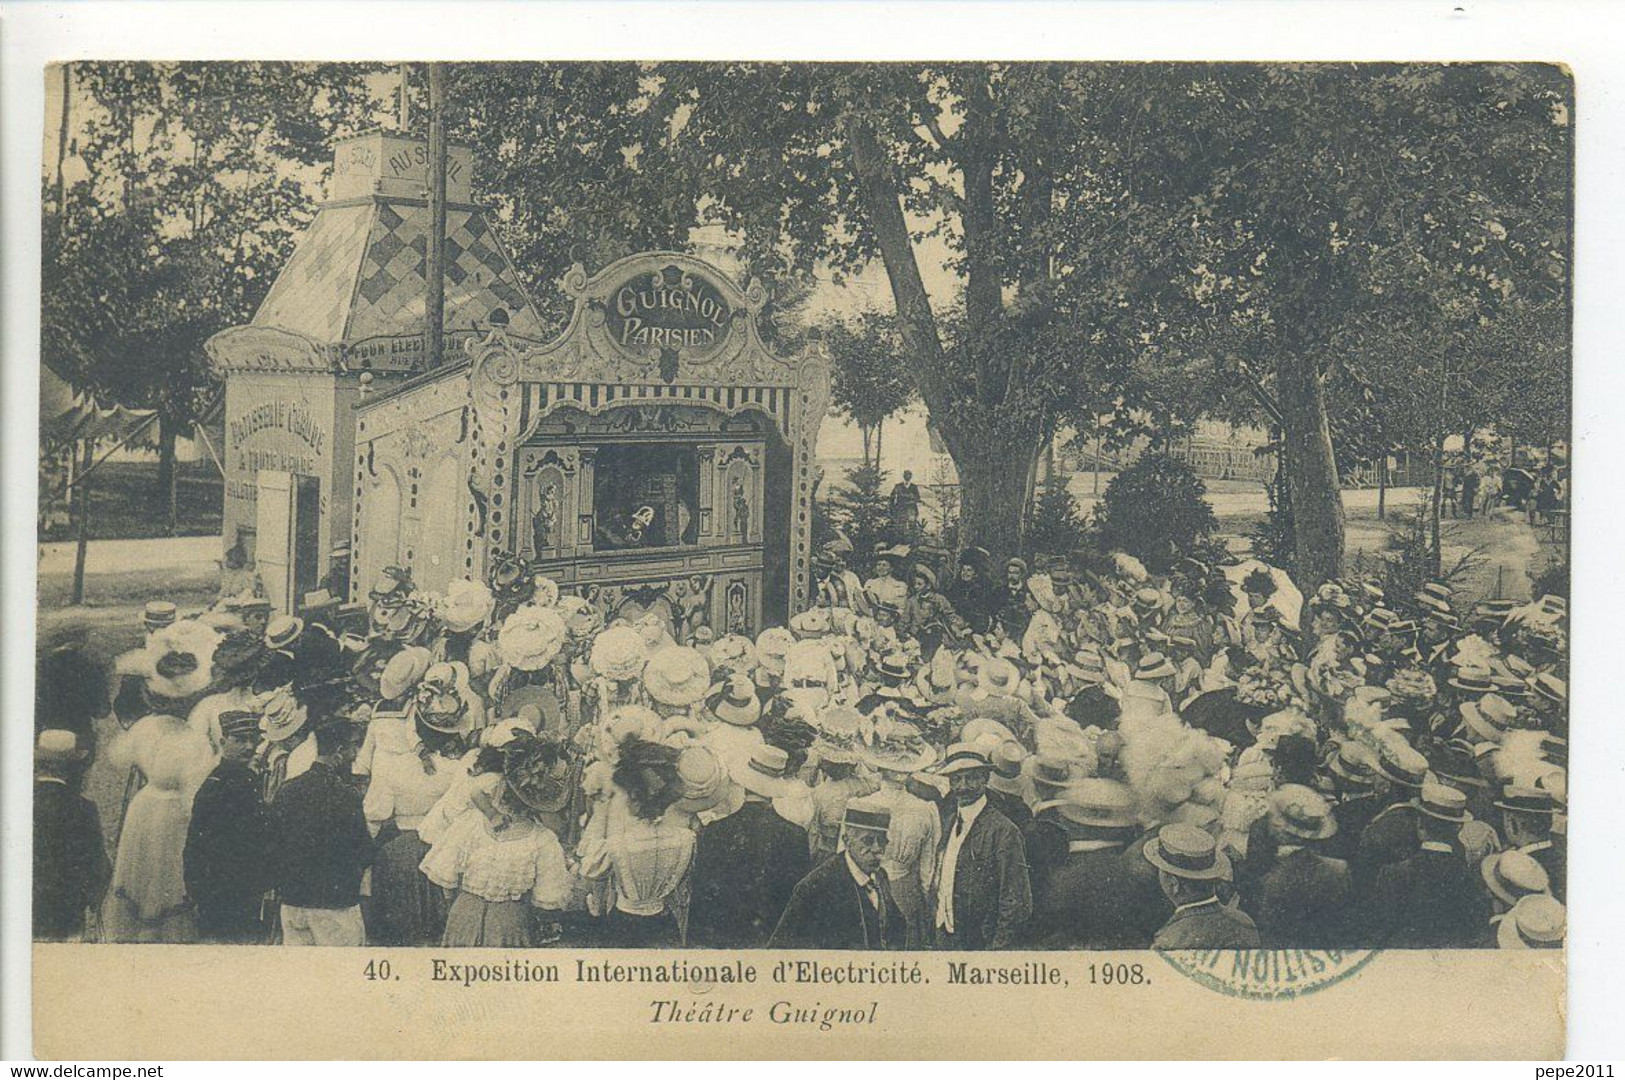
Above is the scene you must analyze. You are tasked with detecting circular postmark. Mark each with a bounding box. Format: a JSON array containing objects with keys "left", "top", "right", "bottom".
[{"left": 1158, "top": 949, "right": 1379, "bottom": 1001}]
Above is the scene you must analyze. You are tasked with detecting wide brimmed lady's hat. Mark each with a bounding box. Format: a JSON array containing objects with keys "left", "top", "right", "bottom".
[
  {"left": 1385, "top": 668, "right": 1437, "bottom": 701},
  {"left": 1480, "top": 849, "right": 1551, "bottom": 907},
  {"left": 555, "top": 594, "right": 603, "bottom": 640},
  {"left": 498, "top": 604, "right": 568, "bottom": 672},
  {"left": 754, "top": 627, "right": 797, "bottom": 677},
  {"left": 733, "top": 743, "right": 793, "bottom": 799},
  {"left": 502, "top": 736, "right": 572, "bottom": 814},
  {"left": 146, "top": 620, "right": 223, "bottom": 699},
  {"left": 590, "top": 625, "right": 649, "bottom": 682},
  {"left": 643, "top": 645, "right": 713, "bottom": 707},
  {"left": 975, "top": 657, "right": 1020, "bottom": 696},
  {"left": 707, "top": 633, "right": 758, "bottom": 677},
  {"left": 379, "top": 645, "right": 434, "bottom": 701},
  {"left": 441, "top": 578, "right": 497, "bottom": 633},
  {"left": 790, "top": 606, "right": 834, "bottom": 639},
  {"left": 672, "top": 744, "right": 732, "bottom": 814},
  {"left": 912, "top": 564, "right": 938, "bottom": 591},
  {"left": 369, "top": 565, "right": 415, "bottom": 602},
  {"left": 959, "top": 716, "right": 1018, "bottom": 750},
  {"left": 812, "top": 704, "right": 866, "bottom": 765},
  {"left": 412, "top": 661, "right": 481, "bottom": 735},
  {"left": 1496, "top": 894, "right": 1565, "bottom": 949},
  {"left": 874, "top": 544, "right": 911, "bottom": 562},
  {"left": 1144, "top": 823, "right": 1232, "bottom": 881},
  {"left": 1413, "top": 781, "right": 1470, "bottom": 823},
  {"left": 707, "top": 672, "right": 762, "bottom": 727},
  {"left": 1037, "top": 778, "right": 1138, "bottom": 830},
  {"left": 1026, "top": 573, "right": 1061, "bottom": 614},
  {"left": 859, "top": 719, "right": 939, "bottom": 774},
  {"left": 1134, "top": 652, "right": 1178, "bottom": 681},
  {"left": 1269, "top": 784, "right": 1338, "bottom": 841}
]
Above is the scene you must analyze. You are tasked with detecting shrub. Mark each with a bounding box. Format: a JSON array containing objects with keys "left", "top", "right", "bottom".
[
  {"left": 1093, "top": 452, "right": 1219, "bottom": 572},
  {"left": 1027, "top": 477, "right": 1089, "bottom": 559},
  {"left": 1529, "top": 557, "right": 1568, "bottom": 600},
  {"left": 827, "top": 462, "right": 895, "bottom": 568},
  {"left": 1248, "top": 478, "right": 1297, "bottom": 574}
]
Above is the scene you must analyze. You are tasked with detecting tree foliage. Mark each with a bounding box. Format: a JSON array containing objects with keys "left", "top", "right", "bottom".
[
  {"left": 822, "top": 313, "right": 915, "bottom": 464},
  {"left": 1093, "top": 453, "right": 1219, "bottom": 572}
]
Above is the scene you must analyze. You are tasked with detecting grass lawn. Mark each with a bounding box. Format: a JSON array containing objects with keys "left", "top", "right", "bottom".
[{"left": 42, "top": 459, "right": 222, "bottom": 542}]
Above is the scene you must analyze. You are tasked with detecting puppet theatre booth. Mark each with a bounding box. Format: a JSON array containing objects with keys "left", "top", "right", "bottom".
[
  {"left": 352, "top": 252, "right": 832, "bottom": 637},
  {"left": 205, "top": 131, "right": 548, "bottom": 612}
]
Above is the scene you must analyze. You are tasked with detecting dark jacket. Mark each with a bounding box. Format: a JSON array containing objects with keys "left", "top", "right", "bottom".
[
  {"left": 270, "top": 760, "right": 372, "bottom": 910},
  {"left": 688, "top": 800, "right": 811, "bottom": 948},
  {"left": 185, "top": 759, "right": 276, "bottom": 926},
  {"left": 1355, "top": 801, "right": 1419, "bottom": 889},
  {"left": 1370, "top": 844, "right": 1490, "bottom": 948},
  {"left": 1027, "top": 840, "right": 1152, "bottom": 949},
  {"left": 1520, "top": 839, "right": 1566, "bottom": 904},
  {"left": 932, "top": 802, "right": 1032, "bottom": 950},
  {"left": 1153, "top": 897, "right": 1261, "bottom": 950},
  {"left": 1329, "top": 793, "right": 1383, "bottom": 865},
  {"left": 33, "top": 778, "right": 110, "bottom": 941},
  {"left": 985, "top": 788, "right": 1033, "bottom": 835},
  {"left": 770, "top": 854, "right": 906, "bottom": 950},
  {"left": 1064, "top": 684, "right": 1121, "bottom": 730},
  {"left": 1251, "top": 847, "right": 1354, "bottom": 948}
]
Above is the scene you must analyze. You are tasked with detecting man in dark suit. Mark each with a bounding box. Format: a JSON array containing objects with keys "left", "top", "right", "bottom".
[
  {"left": 771, "top": 798, "right": 906, "bottom": 949},
  {"left": 1369, "top": 783, "right": 1490, "bottom": 948},
  {"left": 985, "top": 742, "right": 1033, "bottom": 835},
  {"left": 1025, "top": 779, "right": 1148, "bottom": 949},
  {"left": 1355, "top": 739, "right": 1430, "bottom": 890},
  {"left": 271, "top": 717, "right": 372, "bottom": 946},
  {"left": 1144, "top": 823, "right": 1260, "bottom": 949},
  {"left": 185, "top": 710, "right": 275, "bottom": 942},
  {"left": 689, "top": 744, "right": 812, "bottom": 948},
  {"left": 1248, "top": 785, "right": 1354, "bottom": 948},
  {"left": 33, "top": 731, "right": 110, "bottom": 941},
  {"left": 1325, "top": 738, "right": 1384, "bottom": 865},
  {"left": 932, "top": 743, "right": 1031, "bottom": 950},
  {"left": 1498, "top": 785, "right": 1564, "bottom": 903}
]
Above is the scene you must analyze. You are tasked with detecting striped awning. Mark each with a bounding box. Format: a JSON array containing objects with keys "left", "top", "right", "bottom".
[{"left": 523, "top": 380, "right": 795, "bottom": 436}]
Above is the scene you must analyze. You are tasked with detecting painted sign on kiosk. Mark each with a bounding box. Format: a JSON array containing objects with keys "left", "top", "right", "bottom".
[{"left": 605, "top": 263, "right": 734, "bottom": 364}]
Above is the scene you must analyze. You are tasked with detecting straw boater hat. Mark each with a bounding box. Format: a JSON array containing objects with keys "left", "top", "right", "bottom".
[
  {"left": 1497, "top": 894, "right": 1565, "bottom": 949},
  {"left": 842, "top": 795, "right": 893, "bottom": 836},
  {"left": 707, "top": 672, "right": 762, "bottom": 727},
  {"left": 734, "top": 743, "right": 794, "bottom": 799},
  {"left": 1373, "top": 740, "right": 1430, "bottom": 789},
  {"left": 1532, "top": 672, "right": 1566, "bottom": 708},
  {"left": 937, "top": 741, "right": 993, "bottom": 775},
  {"left": 1460, "top": 693, "right": 1520, "bottom": 745},
  {"left": 1268, "top": 785, "right": 1338, "bottom": 842},
  {"left": 1480, "top": 849, "right": 1551, "bottom": 908},
  {"left": 1144, "top": 823, "right": 1232, "bottom": 881},
  {"left": 498, "top": 604, "right": 568, "bottom": 672},
  {"left": 590, "top": 625, "right": 649, "bottom": 682},
  {"left": 1494, "top": 785, "right": 1557, "bottom": 818},
  {"left": 1413, "top": 781, "right": 1470, "bottom": 823},
  {"left": 987, "top": 740, "right": 1028, "bottom": 797},
  {"left": 707, "top": 633, "right": 758, "bottom": 677},
  {"left": 217, "top": 709, "right": 261, "bottom": 743},
  {"left": 1134, "top": 652, "right": 1178, "bottom": 681},
  {"left": 1033, "top": 777, "right": 1136, "bottom": 829},
  {"left": 258, "top": 687, "right": 307, "bottom": 743},
  {"left": 142, "top": 601, "right": 179, "bottom": 632},
  {"left": 379, "top": 645, "right": 434, "bottom": 701},
  {"left": 1447, "top": 667, "right": 1497, "bottom": 695},
  {"left": 876, "top": 652, "right": 912, "bottom": 683},
  {"left": 1327, "top": 738, "right": 1379, "bottom": 787},
  {"left": 264, "top": 614, "right": 304, "bottom": 654},
  {"left": 35, "top": 728, "right": 84, "bottom": 764},
  {"left": 1026, "top": 753, "right": 1079, "bottom": 800},
  {"left": 754, "top": 627, "right": 797, "bottom": 678},
  {"left": 442, "top": 578, "right": 497, "bottom": 633},
  {"left": 643, "top": 645, "right": 713, "bottom": 708},
  {"left": 959, "top": 717, "right": 1018, "bottom": 749}
]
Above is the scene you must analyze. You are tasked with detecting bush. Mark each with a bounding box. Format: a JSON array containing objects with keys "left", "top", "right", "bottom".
[
  {"left": 1027, "top": 477, "right": 1089, "bottom": 559},
  {"left": 1380, "top": 507, "right": 1485, "bottom": 600},
  {"left": 1529, "top": 557, "right": 1568, "bottom": 600},
  {"left": 827, "top": 462, "right": 895, "bottom": 567},
  {"left": 1093, "top": 452, "right": 1219, "bottom": 572},
  {"left": 1248, "top": 478, "right": 1296, "bottom": 574}
]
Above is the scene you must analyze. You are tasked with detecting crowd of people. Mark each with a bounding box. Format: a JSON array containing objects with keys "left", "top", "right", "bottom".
[{"left": 34, "top": 537, "right": 1569, "bottom": 953}]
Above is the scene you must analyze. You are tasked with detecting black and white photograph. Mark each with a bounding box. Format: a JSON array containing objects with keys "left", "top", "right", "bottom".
[{"left": 10, "top": 25, "right": 1602, "bottom": 1059}]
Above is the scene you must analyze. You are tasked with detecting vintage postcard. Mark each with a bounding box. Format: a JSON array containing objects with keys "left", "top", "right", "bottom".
[{"left": 27, "top": 55, "right": 1570, "bottom": 1059}]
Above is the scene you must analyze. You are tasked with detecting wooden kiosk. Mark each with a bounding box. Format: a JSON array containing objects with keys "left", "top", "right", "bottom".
[{"left": 352, "top": 253, "right": 831, "bottom": 636}]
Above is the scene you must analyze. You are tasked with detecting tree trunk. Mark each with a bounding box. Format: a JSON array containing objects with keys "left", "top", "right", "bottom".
[
  {"left": 1274, "top": 351, "right": 1345, "bottom": 592},
  {"left": 1430, "top": 432, "right": 1445, "bottom": 576},
  {"left": 950, "top": 429, "right": 1044, "bottom": 564},
  {"left": 157, "top": 417, "right": 179, "bottom": 537},
  {"left": 860, "top": 424, "right": 873, "bottom": 468},
  {"left": 1377, "top": 448, "right": 1388, "bottom": 521},
  {"left": 874, "top": 418, "right": 884, "bottom": 473},
  {"left": 71, "top": 440, "right": 93, "bottom": 605},
  {"left": 55, "top": 66, "right": 70, "bottom": 217}
]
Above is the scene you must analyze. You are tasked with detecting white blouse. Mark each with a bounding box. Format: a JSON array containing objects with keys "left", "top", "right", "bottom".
[{"left": 419, "top": 811, "right": 571, "bottom": 907}]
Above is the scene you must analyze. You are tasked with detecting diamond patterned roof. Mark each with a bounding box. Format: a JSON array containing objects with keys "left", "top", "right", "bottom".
[{"left": 252, "top": 198, "right": 544, "bottom": 345}]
